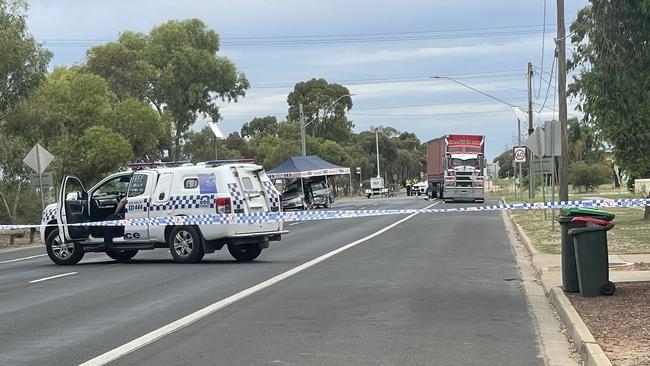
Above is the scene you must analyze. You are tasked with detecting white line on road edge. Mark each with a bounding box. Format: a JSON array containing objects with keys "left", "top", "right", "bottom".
[
  {"left": 79, "top": 201, "right": 439, "bottom": 366},
  {"left": 28, "top": 272, "right": 77, "bottom": 284},
  {"left": 0, "top": 254, "right": 47, "bottom": 264},
  {"left": 288, "top": 222, "right": 301, "bottom": 226}
]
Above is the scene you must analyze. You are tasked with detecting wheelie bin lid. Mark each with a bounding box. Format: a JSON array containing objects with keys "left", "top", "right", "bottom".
[
  {"left": 571, "top": 216, "right": 615, "bottom": 230},
  {"left": 561, "top": 207, "right": 615, "bottom": 221}
]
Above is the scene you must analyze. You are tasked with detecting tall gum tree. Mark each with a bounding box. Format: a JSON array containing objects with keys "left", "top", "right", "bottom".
[
  {"left": 84, "top": 19, "right": 249, "bottom": 160},
  {"left": 569, "top": 1, "right": 650, "bottom": 218}
]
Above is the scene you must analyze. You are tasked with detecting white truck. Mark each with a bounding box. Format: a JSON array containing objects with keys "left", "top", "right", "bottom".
[
  {"left": 365, "top": 177, "right": 389, "bottom": 198},
  {"left": 40, "top": 160, "right": 286, "bottom": 265}
]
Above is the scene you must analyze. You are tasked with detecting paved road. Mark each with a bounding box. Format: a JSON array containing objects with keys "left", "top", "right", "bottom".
[{"left": 0, "top": 196, "right": 542, "bottom": 366}]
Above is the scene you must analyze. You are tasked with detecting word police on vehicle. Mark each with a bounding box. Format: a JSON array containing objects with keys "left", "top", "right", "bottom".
[{"left": 41, "top": 160, "right": 286, "bottom": 265}]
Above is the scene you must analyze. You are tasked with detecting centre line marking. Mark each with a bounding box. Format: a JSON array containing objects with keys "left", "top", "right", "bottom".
[
  {"left": 28, "top": 272, "right": 77, "bottom": 284},
  {"left": 79, "top": 201, "right": 438, "bottom": 366},
  {"left": 0, "top": 254, "right": 47, "bottom": 264}
]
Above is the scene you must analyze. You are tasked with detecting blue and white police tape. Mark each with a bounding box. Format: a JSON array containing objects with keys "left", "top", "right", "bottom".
[{"left": 1, "top": 198, "right": 649, "bottom": 230}]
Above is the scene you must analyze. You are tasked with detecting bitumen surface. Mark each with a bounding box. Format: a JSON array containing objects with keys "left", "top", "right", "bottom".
[{"left": 0, "top": 196, "right": 542, "bottom": 366}]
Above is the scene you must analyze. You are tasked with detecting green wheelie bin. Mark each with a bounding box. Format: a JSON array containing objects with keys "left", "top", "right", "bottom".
[
  {"left": 568, "top": 216, "right": 616, "bottom": 297},
  {"left": 558, "top": 208, "right": 615, "bottom": 292}
]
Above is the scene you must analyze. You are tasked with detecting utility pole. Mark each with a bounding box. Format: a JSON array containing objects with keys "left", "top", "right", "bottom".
[
  {"left": 300, "top": 102, "right": 306, "bottom": 156},
  {"left": 527, "top": 62, "right": 535, "bottom": 198},
  {"left": 557, "top": 0, "right": 569, "bottom": 202}
]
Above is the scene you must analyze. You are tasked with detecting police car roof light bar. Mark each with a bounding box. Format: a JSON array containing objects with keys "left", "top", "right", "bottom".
[
  {"left": 204, "top": 159, "right": 255, "bottom": 167},
  {"left": 127, "top": 161, "right": 191, "bottom": 170}
]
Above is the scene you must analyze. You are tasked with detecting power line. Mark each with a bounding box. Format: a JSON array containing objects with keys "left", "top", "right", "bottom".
[
  {"left": 39, "top": 24, "right": 554, "bottom": 48},
  {"left": 349, "top": 110, "right": 511, "bottom": 117},
  {"left": 221, "top": 24, "right": 555, "bottom": 40},
  {"left": 250, "top": 72, "right": 525, "bottom": 90},
  {"left": 535, "top": 53, "right": 557, "bottom": 113},
  {"left": 217, "top": 96, "right": 533, "bottom": 118},
  {"left": 536, "top": 0, "right": 547, "bottom": 97}
]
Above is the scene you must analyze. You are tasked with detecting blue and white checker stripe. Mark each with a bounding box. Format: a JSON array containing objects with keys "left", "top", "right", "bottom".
[
  {"left": 149, "top": 195, "right": 215, "bottom": 211},
  {"left": 261, "top": 180, "right": 280, "bottom": 211},
  {"left": 42, "top": 207, "right": 57, "bottom": 223},
  {"left": 227, "top": 183, "right": 245, "bottom": 213},
  {"left": 4, "top": 198, "right": 649, "bottom": 230}
]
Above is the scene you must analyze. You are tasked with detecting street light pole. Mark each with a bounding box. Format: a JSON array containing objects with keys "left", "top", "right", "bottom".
[
  {"left": 375, "top": 128, "right": 381, "bottom": 178},
  {"left": 300, "top": 102, "right": 306, "bottom": 156},
  {"left": 299, "top": 94, "right": 352, "bottom": 156}
]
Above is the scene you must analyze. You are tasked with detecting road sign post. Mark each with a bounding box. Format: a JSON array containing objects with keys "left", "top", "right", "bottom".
[
  {"left": 513, "top": 146, "right": 527, "bottom": 199},
  {"left": 23, "top": 144, "right": 54, "bottom": 212},
  {"left": 356, "top": 167, "right": 362, "bottom": 193}
]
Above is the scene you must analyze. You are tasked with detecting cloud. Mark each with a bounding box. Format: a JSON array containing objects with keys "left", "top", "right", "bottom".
[{"left": 321, "top": 36, "right": 545, "bottom": 66}]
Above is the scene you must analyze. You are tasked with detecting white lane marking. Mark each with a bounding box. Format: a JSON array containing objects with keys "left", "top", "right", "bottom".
[
  {"left": 360, "top": 206, "right": 366, "bottom": 209},
  {"left": 0, "top": 254, "right": 47, "bottom": 264},
  {"left": 28, "top": 272, "right": 77, "bottom": 284},
  {"left": 288, "top": 222, "right": 300, "bottom": 226},
  {"left": 80, "top": 201, "right": 438, "bottom": 366}
]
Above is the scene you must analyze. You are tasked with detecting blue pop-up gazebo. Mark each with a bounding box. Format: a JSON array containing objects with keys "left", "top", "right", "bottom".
[{"left": 267, "top": 155, "right": 350, "bottom": 179}]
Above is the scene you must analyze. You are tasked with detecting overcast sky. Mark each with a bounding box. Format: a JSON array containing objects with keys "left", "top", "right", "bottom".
[{"left": 26, "top": 0, "right": 588, "bottom": 159}]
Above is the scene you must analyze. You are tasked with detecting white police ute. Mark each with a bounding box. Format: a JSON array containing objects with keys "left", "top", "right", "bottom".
[{"left": 40, "top": 160, "right": 286, "bottom": 265}]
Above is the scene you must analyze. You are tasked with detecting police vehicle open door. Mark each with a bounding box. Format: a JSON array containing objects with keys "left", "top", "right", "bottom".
[
  {"left": 57, "top": 176, "right": 90, "bottom": 242},
  {"left": 231, "top": 165, "right": 278, "bottom": 235}
]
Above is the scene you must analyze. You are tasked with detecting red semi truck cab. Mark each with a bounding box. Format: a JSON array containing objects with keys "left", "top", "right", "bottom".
[{"left": 426, "top": 134, "right": 485, "bottom": 203}]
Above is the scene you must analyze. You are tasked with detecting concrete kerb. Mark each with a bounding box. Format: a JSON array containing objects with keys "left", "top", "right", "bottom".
[
  {"left": 501, "top": 198, "right": 612, "bottom": 366},
  {"left": 549, "top": 288, "right": 612, "bottom": 366}
]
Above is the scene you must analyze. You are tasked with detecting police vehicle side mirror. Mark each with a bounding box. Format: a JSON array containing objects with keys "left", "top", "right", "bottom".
[{"left": 66, "top": 192, "right": 80, "bottom": 200}]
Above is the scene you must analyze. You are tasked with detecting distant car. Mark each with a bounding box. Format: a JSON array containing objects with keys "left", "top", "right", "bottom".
[
  {"left": 413, "top": 181, "right": 428, "bottom": 195},
  {"left": 281, "top": 177, "right": 335, "bottom": 209}
]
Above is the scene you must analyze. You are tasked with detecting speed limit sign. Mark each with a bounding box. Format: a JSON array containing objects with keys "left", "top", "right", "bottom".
[{"left": 513, "top": 146, "right": 527, "bottom": 163}]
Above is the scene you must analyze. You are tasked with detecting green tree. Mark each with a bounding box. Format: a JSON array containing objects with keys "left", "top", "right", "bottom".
[
  {"left": 287, "top": 78, "right": 353, "bottom": 143},
  {"left": 567, "top": 117, "right": 604, "bottom": 164},
  {"left": 240, "top": 116, "right": 278, "bottom": 138},
  {"left": 50, "top": 126, "right": 133, "bottom": 185},
  {"left": 84, "top": 38, "right": 156, "bottom": 101},
  {"left": 0, "top": 0, "right": 51, "bottom": 223},
  {"left": 182, "top": 127, "right": 241, "bottom": 163},
  {"left": 83, "top": 19, "right": 249, "bottom": 160},
  {"left": 569, "top": 161, "right": 611, "bottom": 192},
  {"left": 569, "top": 1, "right": 650, "bottom": 216},
  {"left": 0, "top": 0, "right": 52, "bottom": 114},
  {"left": 113, "top": 98, "right": 163, "bottom": 161},
  {"left": 223, "top": 132, "right": 255, "bottom": 158}
]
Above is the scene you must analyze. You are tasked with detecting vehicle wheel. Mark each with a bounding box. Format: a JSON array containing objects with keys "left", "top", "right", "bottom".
[
  {"left": 168, "top": 226, "right": 205, "bottom": 263},
  {"left": 323, "top": 198, "right": 330, "bottom": 208},
  {"left": 602, "top": 281, "right": 616, "bottom": 296},
  {"left": 228, "top": 243, "right": 262, "bottom": 261},
  {"left": 45, "top": 229, "right": 84, "bottom": 265},
  {"left": 106, "top": 250, "right": 138, "bottom": 262}
]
